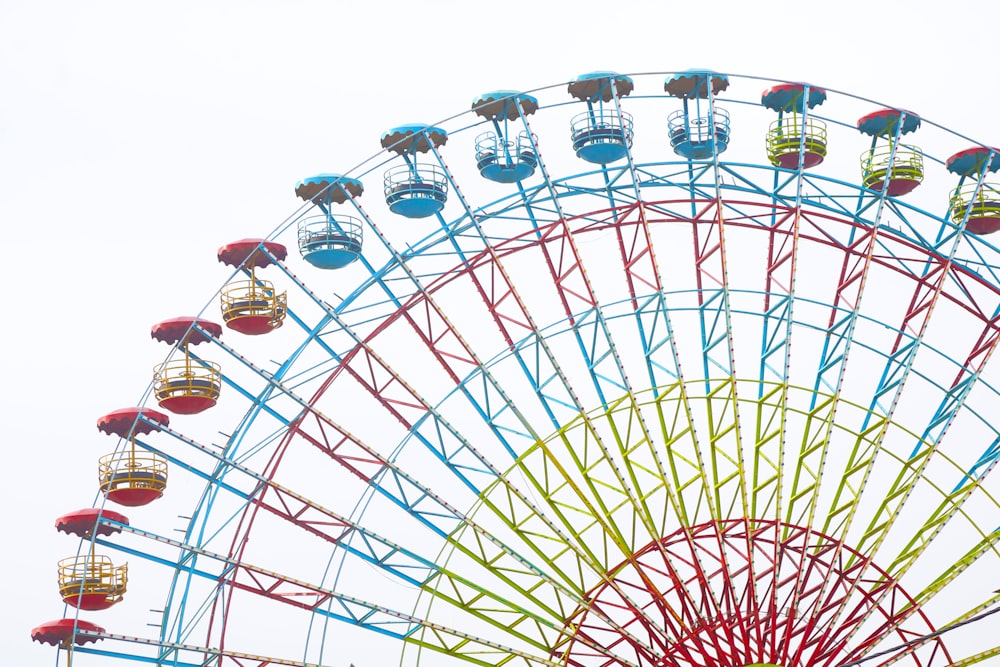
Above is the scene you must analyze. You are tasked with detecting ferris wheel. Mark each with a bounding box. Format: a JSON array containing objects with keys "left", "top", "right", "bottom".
[{"left": 32, "top": 70, "right": 1000, "bottom": 667}]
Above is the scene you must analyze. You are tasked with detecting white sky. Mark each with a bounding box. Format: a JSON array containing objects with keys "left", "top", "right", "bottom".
[{"left": 3, "top": 1, "right": 999, "bottom": 665}]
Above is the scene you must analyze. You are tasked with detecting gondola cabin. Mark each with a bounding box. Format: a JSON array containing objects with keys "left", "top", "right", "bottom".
[
  {"left": 295, "top": 175, "right": 365, "bottom": 269},
  {"left": 946, "top": 147, "right": 1000, "bottom": 235},
  {"left": 151, "top": 318, "right": 223, "bottom": 415},
  {"left": 567, "top": 72, "right": 634, "bottom": 165},
  {"left": 665, "top": 70, "right": 731, "bottom": 160},
  {"left": 472, "top": 90, "right": 539, "bottom": 183},
  {"left": 58, "top": 554, "right": 127, "bottom": 610},
  {"left": 381, "top": 125, "right": 449, "bottom": 218},
  {"left": 218, "top": 239, "right": 288, "bottom": 334},
  {"left": 762, "top": 83, "right": 828, "bottom": 170},
  {"left": 96, "top": 407, "right": 170, "bottom": 506},
  {"left": 858, "top": 109, "right": 923, "bottom": 196}
]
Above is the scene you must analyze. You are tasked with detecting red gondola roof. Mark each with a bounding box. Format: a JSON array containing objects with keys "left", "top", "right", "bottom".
[
  {"left": 151, "top": 317, "right": 222, "bottom": 345},
  {"left": 97, "top": 406, "right": 169, "bottom": 437},
  {"left": 217, "top": 238, "right": 287, "bottom": 269},
  {"left": 55, "top": 508, "right": 129, "bottom": 537},
  {"left": 31, "top": 619, "right": 105, "bottom": 646}
]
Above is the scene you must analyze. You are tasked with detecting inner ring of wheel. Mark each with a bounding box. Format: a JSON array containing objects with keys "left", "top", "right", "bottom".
[{"left": 556, "top": 518, "right": 945, "bottom": 667}]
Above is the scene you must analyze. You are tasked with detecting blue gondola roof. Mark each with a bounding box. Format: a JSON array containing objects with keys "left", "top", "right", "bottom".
[
  {"left": 380, "top": 124, "right": 448, "bottom": 154},
  {"left": 567, "top": 71, "right": 634, "bottom": 102},
  {"left": 761, "top": 83, "right": 827, "bottom": 112},
  {"left": 664, "top": 69, "right": 729, "bottom": 99},
  {"left": 947, "top": 147, "right": 1000, "bottom": 176},
  {"left": 295, "top": 174, "right": 364, "bottom": 204},
  {"left": 472, "top": 91, "right": 539, "bottom": 120},
  {"left": 857, "top": 109, "right": 921, "bottom": 137}
]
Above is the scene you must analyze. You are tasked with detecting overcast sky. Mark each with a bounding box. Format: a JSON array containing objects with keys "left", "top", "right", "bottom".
[{"left": 3, "top": 2, "right": 998, "bottom": 666}]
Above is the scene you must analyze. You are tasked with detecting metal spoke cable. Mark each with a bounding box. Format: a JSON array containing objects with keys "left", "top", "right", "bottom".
[{"left": 836, "top": 605, "right": 1000, "bottom": 666}]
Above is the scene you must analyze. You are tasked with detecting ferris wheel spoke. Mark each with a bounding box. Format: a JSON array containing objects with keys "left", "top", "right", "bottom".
[
  {"left": 137, "top": 426, "right": 365, "bottom": 549},
  {"left": 789, "top": 213, "right": 998, "bottom": 658},
  {"left": 826, "top": 453, "right": 1000, "bottom": 656},
  {"left": 887, "top": 451, "right": 1000, "bottom": 585},
  {"left": 102, "top": 520, "right": 620, "bottom": 667},
  {"left": 605, "top": 126, "right": 706, "bottom": 440},
  {"left": 781, "top": 287, "right": 880, "bottom": 552},
  {"left": 874, "top": 432, "right": 999, "bottom": 583},
  {"left": 598, "top": 163, "right": 722, "bottom": 541},
  {"left": 918, "top": 535, "right": 1000, "bottom": 608},
  {"left": 513, "top": 176, "right": 732, "bottom": 557},
  {"left": 752, "top": 130, "right": 819, "bottom": 653},
  {"left": 688, "top": 197, "right": 748, "bottom": 522},
  {"left": 709, "top": 139, "right": 794, "bottom": 655},
  {"left": 842, "top": 261, "right": 980, "bottom": 558},
  {"left": 809, "top": 175, "right": 897, "bottom": 398},
  {"left": 753, "top": 203, "right": 804, "bottom": 522},
  {"left": 131, "top": 426, "right": 502, "bottom": 591},
  {"left": 786, "top": 213, "right": 884, "bottom": 539},
  {"left": 73, "top": 629, "right": 334, "bottom": 667},
  {"left": 623, "top": 247, "right": 724, "bottom": 531}
]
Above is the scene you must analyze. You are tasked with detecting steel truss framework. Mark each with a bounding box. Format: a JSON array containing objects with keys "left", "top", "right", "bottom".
[{"left": 50, "top": 72, "right": 1000, "bottom": 667}]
